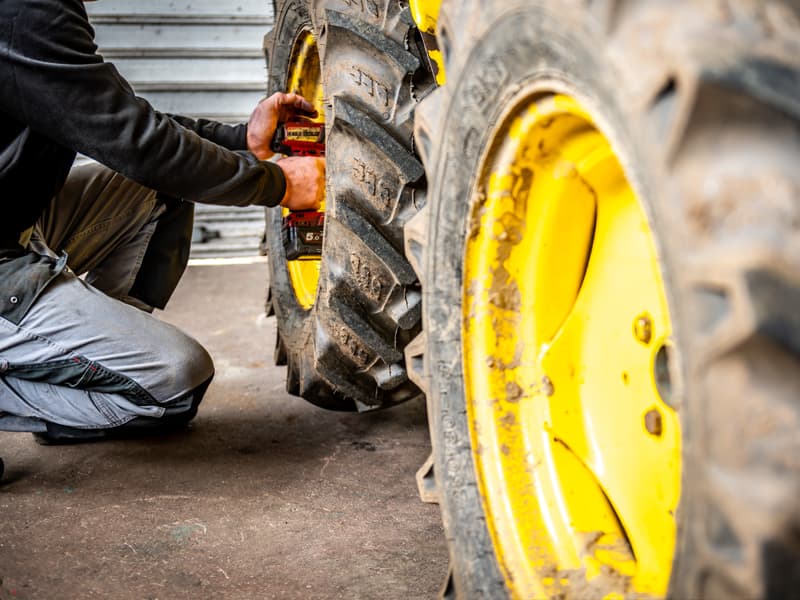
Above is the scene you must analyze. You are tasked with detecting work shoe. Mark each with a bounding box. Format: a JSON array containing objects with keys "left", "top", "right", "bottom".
[
  {"left": 32, "top": 423, "right": 111, "bottom": 445},
  {"left": 32, "top": 406, "right": 199, "bottom": 446}
]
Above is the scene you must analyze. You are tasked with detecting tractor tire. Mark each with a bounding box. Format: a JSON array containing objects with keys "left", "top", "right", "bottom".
[
  {"left": 264, "top": 0, "right": 434, "bottom": 411},
  {"left": 407, "top": 0, "right": 800, "bottom": 597}
]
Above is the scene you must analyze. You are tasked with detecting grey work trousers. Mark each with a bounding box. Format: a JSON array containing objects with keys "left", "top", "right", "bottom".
[{"left": 0, "top": 162, "right": 214, "bottom": 432}]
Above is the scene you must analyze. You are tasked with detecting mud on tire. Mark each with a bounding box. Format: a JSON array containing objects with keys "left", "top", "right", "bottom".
[
  {"left": 408, "top": 0, "right": 800, "bottom": 597},
  {"left": 264, "top": 0, "right": 434, "bottom": 411}
]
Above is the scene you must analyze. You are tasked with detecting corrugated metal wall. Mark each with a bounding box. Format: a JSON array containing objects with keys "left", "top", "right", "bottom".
[{"left": 86, "top": 1, "right": 274, "bottom": 258}]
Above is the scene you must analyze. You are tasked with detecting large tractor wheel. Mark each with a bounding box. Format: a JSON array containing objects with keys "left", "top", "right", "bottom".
[
  {"left": 263, "top": 0, "right": 434, "bottom": 410},
  {"left": 407, "top": 0, "right": 800, "bottom": 597}
]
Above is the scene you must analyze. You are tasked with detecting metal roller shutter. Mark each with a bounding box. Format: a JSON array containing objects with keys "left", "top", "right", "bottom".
[{"left": 86, "top": 1, "right": 273, "bottom": 258}]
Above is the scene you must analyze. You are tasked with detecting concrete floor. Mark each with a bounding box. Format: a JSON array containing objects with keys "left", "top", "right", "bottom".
[{"left": 0, "top": 263, "right": 448, "bottom": 599}]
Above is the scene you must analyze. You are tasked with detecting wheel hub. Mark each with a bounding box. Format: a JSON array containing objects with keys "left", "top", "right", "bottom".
[{"left": 462, "top": 92, "right": 681, "bottom": 598}]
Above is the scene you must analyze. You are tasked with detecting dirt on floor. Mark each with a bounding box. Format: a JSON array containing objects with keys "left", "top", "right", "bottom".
[{"left": 0, "top": 262, "right": 448, "bottom": 600}]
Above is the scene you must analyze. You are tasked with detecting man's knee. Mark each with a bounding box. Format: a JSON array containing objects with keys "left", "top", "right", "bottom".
[
  {"left": 162, "top": 332, "right": 214, "bottom": 403},
  {"left": 182, "top": 338, "right": 215, "bottom": 393},
  {"left": 143, "top": 344, "right": 213, "bottom": 430}
]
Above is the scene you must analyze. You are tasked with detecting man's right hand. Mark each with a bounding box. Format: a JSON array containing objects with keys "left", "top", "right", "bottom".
[
  {"left": 277, "top": 156, "right": 325, "bottom": 211},
  {"left": 247, "top": 92, "right": 317, "bottom": 160}
]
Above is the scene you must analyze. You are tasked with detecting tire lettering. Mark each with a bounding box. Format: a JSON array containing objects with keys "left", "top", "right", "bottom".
[
  {"left": 349, "top": 66, "right": 391, "bottom": 108},
  {"left": 352, "top": 157, "right": 393, "bottom": 211},
  {"left": 464, "top": 57, "right": 509, "bottom": 110},
  {"left": 340, "top": 0, "right": 380, "bottom": 19},
  {"left": 333, "top": 324, "right": 372, "bottom": 367},
  {"left": 350, "top": 253, "right": 385, "bottom": 303}
]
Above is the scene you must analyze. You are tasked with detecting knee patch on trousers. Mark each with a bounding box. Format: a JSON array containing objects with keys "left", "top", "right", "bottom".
[{"left": 128, "top": 196, "right": 194, "bottom": 310}]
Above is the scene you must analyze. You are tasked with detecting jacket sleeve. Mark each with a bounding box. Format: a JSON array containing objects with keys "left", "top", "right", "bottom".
[
  {"left": 166, "top": 115, "right": 249, "bottom": 151},
  {"left": 0, "top": 0, "right": 284, "bottom": 207}
]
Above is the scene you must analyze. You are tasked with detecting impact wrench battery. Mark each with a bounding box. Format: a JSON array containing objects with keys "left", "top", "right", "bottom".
[{"left": 272, "top": 121, "right": 326, "bottom": 260}]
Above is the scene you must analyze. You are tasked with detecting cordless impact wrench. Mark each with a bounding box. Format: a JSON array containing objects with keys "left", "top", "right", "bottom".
[{"left": 271, "top": 121, "right": 325, "bottom": 260}]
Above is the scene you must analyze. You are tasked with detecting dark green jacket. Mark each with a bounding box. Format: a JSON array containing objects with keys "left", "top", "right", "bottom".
[{"left": 0, "top": 0, "right": 285, "bottom": 250}]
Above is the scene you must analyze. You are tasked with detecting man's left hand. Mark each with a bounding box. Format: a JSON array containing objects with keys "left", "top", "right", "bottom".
[{"left": 247, "top": 92, "right": 318, "bottom": 160}]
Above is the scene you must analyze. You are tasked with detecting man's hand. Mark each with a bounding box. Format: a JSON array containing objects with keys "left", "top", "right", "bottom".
[
  {"left": 247, "top": 92, "right": 318, "bottom": 160},
  {"left": 277, "top": 156, "right": 325, "bottom": 211}
]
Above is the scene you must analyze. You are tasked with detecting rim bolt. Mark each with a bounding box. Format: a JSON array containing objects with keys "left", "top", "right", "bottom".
[
  {"left": 634, "top": 313, "right": 653, "bottom": 345},
  {"left": 644, "top": 408, "right": 663, "bottom": 437},
  {"left": 541, "top": 376, "right": 554, "bottom": 397}
]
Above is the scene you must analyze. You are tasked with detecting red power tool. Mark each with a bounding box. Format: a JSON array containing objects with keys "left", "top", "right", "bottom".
[{"left": 272, "top": 121, "right": 326, "bottom": 260}]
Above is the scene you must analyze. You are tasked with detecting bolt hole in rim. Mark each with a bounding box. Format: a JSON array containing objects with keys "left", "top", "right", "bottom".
[
  {"left": 284, "top": 29, "right": 325, "bottom": 310},
  {"left": 462, "top": 91, "right": 681, "bottom": 598}
]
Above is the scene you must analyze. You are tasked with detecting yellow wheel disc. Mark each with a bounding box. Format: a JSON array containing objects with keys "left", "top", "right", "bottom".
[
  {"left": 463, "top": 93, "right": 680, "bottom": 598},
  {"left": 284, "top": 30, "right": 325, "bottom": 310}
]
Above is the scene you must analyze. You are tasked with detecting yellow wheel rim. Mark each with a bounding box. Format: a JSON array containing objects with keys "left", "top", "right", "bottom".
[
  {"left": 463, "top": 93, "right": 681, "bottom": 598},
  {"left": 284, "top": 30, "right": 325, "bottom": 310}
]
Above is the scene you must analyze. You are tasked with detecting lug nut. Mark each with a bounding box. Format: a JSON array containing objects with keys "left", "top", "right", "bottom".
[
  {"left": 644, "top": 408, "right": 663, "bottom": 437},
  {"left": 634, "top": 313, "right": 653, "bottom": 345}
]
